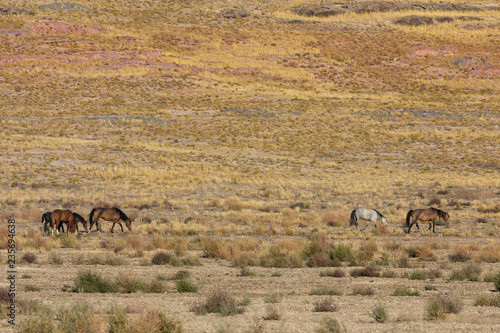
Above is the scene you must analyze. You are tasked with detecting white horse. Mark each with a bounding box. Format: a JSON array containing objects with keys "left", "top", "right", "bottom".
[{"left": 350, "top": 208, "right": 388, "bottom": 231}]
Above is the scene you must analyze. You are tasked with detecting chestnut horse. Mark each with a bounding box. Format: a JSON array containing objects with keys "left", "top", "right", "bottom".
[
  {"left": 89, "top": 207, "right": 132, "bottom": 233},
  {"left": 50, "top": 209, "right": 76, "bottom": 235},
  {"left": 406, "top": 207, "right": 449, "bottom": 233}
]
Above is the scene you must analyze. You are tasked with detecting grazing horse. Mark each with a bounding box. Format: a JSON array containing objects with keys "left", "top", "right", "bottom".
[
  {"left": 406, "top": 207, "right": 449, "bottom": 233},
  {"left": 50, "top": 209, "right": 76, "bottom": 235},
  {"left": 72, "top": 212, "right": 89, "bottom": 233},
  {"left": 41, "top": 212, "right": 58, "bottom": 234},
  {"left": 350, "top": 208, "right": 388, "bottom": 231},
  {"left": 89, "top": 207, "right": 132, "bottom": 233}
]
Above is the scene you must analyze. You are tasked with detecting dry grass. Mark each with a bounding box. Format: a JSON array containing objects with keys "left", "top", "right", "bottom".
[{"left": 0, "top": 0, "right": 499, "bottom": 332}]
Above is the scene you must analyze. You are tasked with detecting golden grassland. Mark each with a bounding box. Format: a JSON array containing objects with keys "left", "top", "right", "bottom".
[{"left": 0, "top": 0, "right": 499, "bottom": 332}]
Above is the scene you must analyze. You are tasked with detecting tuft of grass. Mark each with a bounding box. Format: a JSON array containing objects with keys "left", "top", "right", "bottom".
[
  {"left": 57, "top": 303, "right": 100, "bottom": 333},
  {"left": 351, "top": 285, "right": 375, "bottom": 296},
  {"left": 264, "top": 291, "right": 282, "bottom": 304},
  {"left": 192, "top": 290, "right": 245, "bottom": 316},
  {"left": 151, "top": 251, "right": 172, "bottom": 265},
  {"left": 175, "top": 279, "right": 198, "bottom": 293},
  {"left": 330, "top": 243, "right": 354, "bottom": 262},
  {"left": 264, "top": 305, "right": 281, "bottom": 321},
  {"left": 239, "top": 266, "right": 256, "bottom": 276},
  {"left": 307, "top": 253, "right": 341, "bottom": 267},
  {"left": 22, "top": 253, "right": 37, "bottom": 264},
  {"left": 25, "top": 285, "right": 41, "bottom": 292},
  {"left": 311, "top": 287, "right": 343, "bottom": 296},
  {"left": 392, "top": 285, "right": 420, "bottom": 296},
  {"left": 350, "top": 265, "right": 380, "bottom": 278},
  {"left": 314, "top": 299, "right": 338, "bottom": 312},
  {"left": 107, "top": 304, "right": 127, "bottom": 333},
  {"left": 320, "top": 268, "right": 345, "bottom": 277},
  {"left": 449, "top": 263, "right": 482, "bottom": 281},
  {"left": 371, "top": 303, "right": 388, "bottom": 323},
  {"left": 494, "top": 271, "right": 500, "bottom": 292},
  {"left": 74, "top": 270, "right": 116, "bottom": 293},
  {"left": 171, "top": 270, "right": 191, "bottom": 280},
  {"left": 424, "top": 295, "right": 462, "bottom": 320},
  {"left": 315, "top": 317, "right": 347, "bottom": 333},
  {"left": 474, "top": 295, "right": 500, "bottom": 307}
]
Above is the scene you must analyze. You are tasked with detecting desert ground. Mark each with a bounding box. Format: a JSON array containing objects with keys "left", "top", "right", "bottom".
[{"left": 0, "top": 1, "right": 499, "bottom": 332}]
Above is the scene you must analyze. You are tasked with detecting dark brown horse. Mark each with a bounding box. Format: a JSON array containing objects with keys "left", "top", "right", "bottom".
[
  {"left": 50, "top": 209, "right": 76, "bottom": 235},
  {"left": 72, "top": 212, "right": 89, "bottom": 233},
  {"left": 89, "top": 207, "right": 132, "bottom": 233},
  {"left": 406, "top": 207, "right": 449, "bottom": 233}
]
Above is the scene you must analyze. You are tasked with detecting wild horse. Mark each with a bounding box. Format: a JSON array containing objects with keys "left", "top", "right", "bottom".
[
  {"left": 350, "top": 208, "right": 388, "bottom": 231},
  {"left": 406, "top": 207, "right": 449, "bottom": 233},
  {"left": 89, "top": 207, "right": 132, "bottom": 233},
  {"left": 50, "top": 209, "right": 76, "bottom": 235}
]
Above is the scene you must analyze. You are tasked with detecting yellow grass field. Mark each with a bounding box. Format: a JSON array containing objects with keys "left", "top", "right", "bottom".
[{"left": 0, "top": 1, "right": 499, "bottom": 332}]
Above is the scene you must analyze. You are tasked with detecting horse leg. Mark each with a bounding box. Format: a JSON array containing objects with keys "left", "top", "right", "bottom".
[
  {"left": 408, "top": 221, "right": 415, "bottom": 233},
  {"left": 110, "top": 222, "right": 116, "bottom": 233},
  {"left": 119, "top": 222, "right": 124, "bottom": 232},
  {"left": 361, "top": 220, "right": 370, "bottom": 231}
]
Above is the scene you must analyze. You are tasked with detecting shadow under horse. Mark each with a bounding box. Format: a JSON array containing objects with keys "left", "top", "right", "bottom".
[
  {"left": 89, "top": 207, "right": 132, "bottom": 233},
  {"left": 406, "top": 207, "right": 449, "bottom": 233}
]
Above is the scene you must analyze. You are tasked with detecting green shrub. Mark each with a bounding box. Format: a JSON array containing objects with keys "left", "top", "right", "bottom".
[
  {"left": 192, "top": 290, "right": 245, "bottom": 316},
  {"left": 474, "top": 295, "right": 500, "bottom": 307},
  {"left": 74, "top": 270, "right": 116, "bottom": 293},
  {"left": 449, "top": 263, "right": 482, "bottom": 281},
  {"left": 58, "top": 303, "right": 100, "bottom": 333},
  {"left": 310, "top": 287, "right": 343, "bottom": 296},
  {"left": 371, "top": 303, "right": 388, "bottom": 323},
  {"left": 493, "top": 271, "right": 500, "bottom": 292},
  {"left": 315, "top": 317, "right": 347, "bottom": 333},
  {"left": 351, "top": 285, "right": 375, "bottom": 296},
  {"left": 408, "top": 270, "right": 430, "bottom": 280},
  {"left": 25, "top": 285, "right": 41, "bottom": 292},
  {"left": 157, "top": 312, "right": 183, "bottom": 333},
  {"left": 392, "top": 285, "right": 420, "bottom": 296},
  {"left": 171, "top": 270, "right": 191, "bottom": 280},
  {"left": 107, "top": 304, "right": 127, "bottom": 333},
  {"left": 330, "top": 243, "right": 354, "bottom": 262},
  {"left": 19, "top": 311, "right": 55, "bottom": 333},
  {"left": 320, "top": 268, "right": 345, "bottom": 277},
  {"left": 424, "top": 295, "right": 462, "bottom": 320},
  {"left": 176, "top": 279, "right": 198, "bottom": 293}
]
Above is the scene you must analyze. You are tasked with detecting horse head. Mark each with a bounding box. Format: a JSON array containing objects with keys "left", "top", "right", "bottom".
[{"left": 125, "top": 218, "right": 132, "bottom": 231}]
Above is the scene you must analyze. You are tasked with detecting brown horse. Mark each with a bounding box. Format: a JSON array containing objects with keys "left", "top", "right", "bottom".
[
  {"left": 50, "top": 209, "right": 76, "bottom": 235},
  {"left": 406, "top": 207, "right": 449, "bottom": 233},
  {"left": 89, "top": 207, "right": 132, "bottom": 233},
  {"left": 73, "top": 212, "right": 89, "bottom": 233}
]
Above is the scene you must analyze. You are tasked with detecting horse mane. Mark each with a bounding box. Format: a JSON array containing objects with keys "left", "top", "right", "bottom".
[
  {"left": 115, "top": 207, "right": 130, "bottom": 222},
  {"left": 373, "top": 209, "right": 385, "bottom": 219},
  {"left": 73, "top": 212, "right": 85, "bottom": 221},
  {"left": 430, "top": 207, "right": 447, "bottom": 216}
]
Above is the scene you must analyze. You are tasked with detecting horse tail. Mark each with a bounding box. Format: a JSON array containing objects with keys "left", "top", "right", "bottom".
[
  {"left": 89, "top": 208, "right": 96, "bottom": 229},
  {"left": 350, "top": 210, "right": 356, "bottom": 226},
  {"left": 406, "top": 210, "right": 413, "bottom": 227}
]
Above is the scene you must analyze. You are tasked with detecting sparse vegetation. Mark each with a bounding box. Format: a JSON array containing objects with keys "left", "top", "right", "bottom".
[
  {"left": 2, "top": 0, "right": 499, "bottom": 331},
  {"left": 425, "top": 295, "right": 463, "bottom": 320},
  {"left": 371, "top": 303, "right": 388, "bottom": 323}
]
